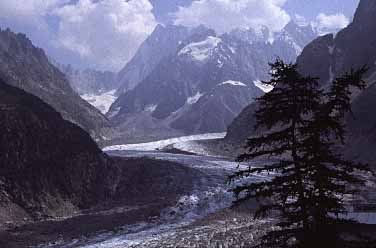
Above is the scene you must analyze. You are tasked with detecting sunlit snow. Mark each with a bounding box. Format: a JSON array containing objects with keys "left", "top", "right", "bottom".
[
  {"left": 220, "top": 80, "right": 247, "bottom": 87},
  {"left": 253, "top": 80, "right": 274, "bottom": 93},
  {"left": 178, "top": 36, "right": 222, "bottom": 61},
  {"left": 81, "top": 90, "right": 117, "bottom": 114},
  {"left": 186, "top": 92, "right": 204, "bottom": 104},
  {"left": 144, "top": 104, "right": 158, "bottom": 113}
]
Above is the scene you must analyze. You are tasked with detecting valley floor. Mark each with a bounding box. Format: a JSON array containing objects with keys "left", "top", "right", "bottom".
[
  {"left": 0, "top": 137, "right": 268, "bottom": 248},
  {"left": 2, "top": 135, "right": 376, "bottom": 248}
]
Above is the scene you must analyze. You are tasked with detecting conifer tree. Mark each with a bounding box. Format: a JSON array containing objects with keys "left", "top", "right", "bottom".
[
  {"left": 298, "top": 66, "right": 369, "bottom": 247},
  {"left": 230, "top": 59, "right": 369, "bottom": 247}
]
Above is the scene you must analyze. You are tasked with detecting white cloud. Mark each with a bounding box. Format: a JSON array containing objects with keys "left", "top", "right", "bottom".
[
  {"left": 173, "top": 0, "right": 291, "bottom": 34},
  {"left": 0, "top": 0, "right": 67, "bottom": 27},
  {"left": 314, "top": 13, "right": 349, "bottom": 34},
  {"left": 53, "top": 0, "right": 158, "bottom": 71},
  {"left": 0, "top": 0, "right": 58, "bottom": 18},
  {"left": 294, "top": 14, "right": 308, "bottom": 26}
]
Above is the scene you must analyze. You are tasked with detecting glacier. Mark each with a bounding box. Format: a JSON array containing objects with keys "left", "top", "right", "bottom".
[
  {"left": 81, "top": 90, "right": 117, "bottom": 114},
  {"left": 103, "top": 133, "right": 226, "bottom": 152},
  {"left": 178, "top": 36, "right": 222, "bottom": 62}
]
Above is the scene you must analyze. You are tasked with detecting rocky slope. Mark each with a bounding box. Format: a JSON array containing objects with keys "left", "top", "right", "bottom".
[
  {"left": 108, "top": 22, "right": 317, "bottom": 142},
  {"left": 0, "top": 28, "right": 111, "bottom": 141},
  {"left": 0, "top": 79, "right": 119, "bottom": 224}
]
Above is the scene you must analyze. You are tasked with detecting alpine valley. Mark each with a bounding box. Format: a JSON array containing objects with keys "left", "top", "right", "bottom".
[{"left": 1, "top": 1, "right": 376, "bottom": 247}]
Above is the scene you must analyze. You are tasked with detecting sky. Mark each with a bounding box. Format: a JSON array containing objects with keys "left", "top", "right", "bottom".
[{"left": 0, "top": 0, "right": 360, "bottom": 72}]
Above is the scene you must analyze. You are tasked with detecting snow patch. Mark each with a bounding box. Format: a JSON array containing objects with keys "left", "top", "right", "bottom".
[
  {"left": 186, "top": 92, "right": 204, "bottom": 105},
  {"left": 178, "top": 36, "right": 222, "bottom": 62},
  {"left": 328, "top": 45, "right": 335, "bottom": 55},
  {"left": 217, "top": 59, "right": 224, "bottom": 68},
  {"left": 144, "top": 104, "right": 157, "bottom": 113},
  {"left": 81, "top": 90, "right": 117, "bottom": 114},
  {"left": 253, "top": 80, "right": 274, "bottom": 93},
  {"left": 228, "top": 46, "right": 236, "bottom": 54},
  {"left": 220, "top": 80, "right": 247, "bottom": 87},
  {"left": 103, "top": 133, "right": 226, "bottom": 152}
]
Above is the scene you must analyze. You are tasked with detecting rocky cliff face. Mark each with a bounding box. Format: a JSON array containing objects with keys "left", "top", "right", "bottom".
[
  {"left": 0, "top": 28, "right": 111, "bottom": 141},
  {"left": 297, "top": 0, "right": 376, "bottom": 85},
  {"left": 108, "top": 22, "right": 317, "bottom": 142},
  {"left": 345, "top": 82, "right": 376, "bottom": 163},
  {"left": 297, "top": 0, "right": 376, "bottom": 164},
  {"left": 0, "top": 79, "right": 119, "bottom": 224}
]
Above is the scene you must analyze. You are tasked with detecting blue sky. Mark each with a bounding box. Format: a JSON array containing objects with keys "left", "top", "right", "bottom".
[{"left": 0, "top": 0, "right": 360, "bottom": 71}]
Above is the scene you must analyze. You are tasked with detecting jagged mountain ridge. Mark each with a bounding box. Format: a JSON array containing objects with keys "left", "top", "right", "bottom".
[
  {"left": 0, "top": 28, "right": 111, "bottom": 141},
  {"left": 108, "top": 22, "right": 317, "bottom": 142}
]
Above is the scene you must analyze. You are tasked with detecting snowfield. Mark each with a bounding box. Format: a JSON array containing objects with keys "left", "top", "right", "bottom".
[
  {"left": 186, "top": 92, "right": 204, "bottom": 104},
  {"left": 178, "top": 36, "right": 222, "bottom": 62},
  {"left": 103, "top": 133, "right": 226, "bottom": 153},
  {"left": 253, "top": 80, "right": 274, "bottom": 93},
  {"left": 81, "top": 90, "right": 117, "bottom": 114},
  {"left": 220, "top": 80, "right": 247, "bottom": 87}
]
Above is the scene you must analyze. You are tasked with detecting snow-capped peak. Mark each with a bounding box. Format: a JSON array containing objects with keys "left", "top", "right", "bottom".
[
  {"left": 178, "top": 36, "right": 222, "bottom": 62},
  {"left": 220, "top": 80, "right": 247, "bottom": 87},
  {"left": 253, "top": 80, "right": 274, "bottom": 93}
]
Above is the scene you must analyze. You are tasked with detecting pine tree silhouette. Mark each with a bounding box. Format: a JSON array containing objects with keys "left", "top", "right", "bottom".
[{"left": 230, "top": 59, "right": 369, "bottom": 247}]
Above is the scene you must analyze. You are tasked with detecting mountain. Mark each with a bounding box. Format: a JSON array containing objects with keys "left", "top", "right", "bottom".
[
  {"left": 297, "top": 0, "right": 376, "bottom": 86},
  {"left": 108, "top": 22, "right": 317, "bottom": 143},
  {"left": 55, "top": 64, "right": 119, "bottom": 95},
  {"left": 0, "top": 79, "right": 119, "bottom": 224},
  {"left": 224, "top": 0, "right": 376, "bottom": 162},
  {"left": 297, "top": 0, "right": 376, "bottom": 164},
  {"left": 116, "top": 24, "right": 192, "bottom": 94},
  {"left": 224, "top": 102, "right": 259, "bottom": 147},
  {"left": 0, "top": 28, "right": 111, "bottom": 141},
  {"left": 54, "top": 64, "right": 119, "bottom": 114}
]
